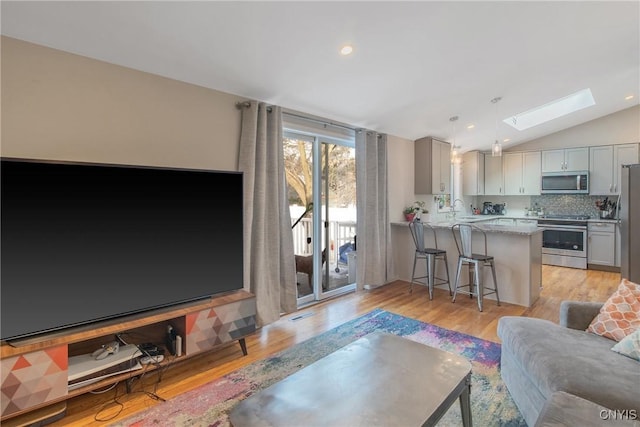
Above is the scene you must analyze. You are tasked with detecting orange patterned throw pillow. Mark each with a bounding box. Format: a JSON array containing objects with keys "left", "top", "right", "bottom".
[{"left": 587, "top": 279, "right": 640, "bottom": 342}]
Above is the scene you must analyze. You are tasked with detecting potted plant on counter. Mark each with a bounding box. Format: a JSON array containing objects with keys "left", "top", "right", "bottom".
[{"left": 404, "top": 201, "right": 427, "bottom": 222}]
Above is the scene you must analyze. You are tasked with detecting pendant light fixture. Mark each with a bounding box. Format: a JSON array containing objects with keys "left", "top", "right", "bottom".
[
  {"left": 491, "top": 97, "right": 502, "bottom": 157},
  {"left": 450, "top": 115, "right": 460, "bottom": 163}
]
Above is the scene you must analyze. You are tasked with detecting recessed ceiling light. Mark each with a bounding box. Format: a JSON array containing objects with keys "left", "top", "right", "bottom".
[
  {"left": 625, "top": 95, "right": 635, "bottom": 100},
  {"left": 503, "top": 138, "right": 511, "bottom": 143},
  {"left": 503, "top": 88, "right": 595, "bottom": 131},
  {"left": 340, "top": 45, "right": 353, "bottom": 56},
  {"left": 466, "top": 124, "right": 475, "bottom": 129}
]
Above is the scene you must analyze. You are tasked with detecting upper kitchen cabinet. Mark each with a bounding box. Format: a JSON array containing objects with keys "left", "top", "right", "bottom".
[
  {"left": 504, "top": 151, "right": 541, "bottom": 195},
  {"left": 541, "top": 147, "right": 589, "bottom": 172},
  {"left": 415, "top": 137, "right": 451, "bottom": 194},
  {"left": 484, "top": 154, "right": 503, "bottom": 195},
  {"left": 589, "top": 143, "right": 639, "bottom": 195},
  {"left": 462, "top": 151, "right": 484, "bottom": 196}
]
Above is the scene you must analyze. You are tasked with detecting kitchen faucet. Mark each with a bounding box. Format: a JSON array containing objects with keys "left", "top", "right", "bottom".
[{"left": 450, "top": 198, "right": 464, "bottom": 220}]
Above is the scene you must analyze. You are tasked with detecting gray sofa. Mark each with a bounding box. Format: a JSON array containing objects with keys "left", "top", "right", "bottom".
[{"left": 497, "top": 301, "right": 640, "bottom": 426}]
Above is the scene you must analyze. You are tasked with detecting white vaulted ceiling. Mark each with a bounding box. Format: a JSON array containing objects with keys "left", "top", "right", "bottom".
[{"left": 2, "top": 1, "right": 639, "bottom": 151}]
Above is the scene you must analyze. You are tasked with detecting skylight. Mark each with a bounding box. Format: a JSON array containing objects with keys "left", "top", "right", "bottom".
[{"left": 503, "top": 88, "right": 595, "bottom": 131}]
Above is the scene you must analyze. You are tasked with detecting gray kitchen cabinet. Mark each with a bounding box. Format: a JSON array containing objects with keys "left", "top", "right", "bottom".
[
  {"left": 541, "top": 147, "right": 589, "bottom": 173},
  {"left": 588, "top": 221, "right": 616, "bottom": 266},
  {"left": 415, "top": 137, "right": 451, "bottom": 194},
  {"left": 462, "top": 151, "right": 484, "bottom": 195},
  {"left": 484, "top": 154, "right": 503, "bottom": 195},
  {"left": 589, "top": 143, "right": 639, "bottom": 195},
  {"left": 504, "top": 151, "right": 541, "bottom": 195},
  {"left": 590, "top": 145, "right": 615, "bottom": 195}
]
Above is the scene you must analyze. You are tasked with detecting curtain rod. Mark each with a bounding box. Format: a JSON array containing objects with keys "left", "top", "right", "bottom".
[
  {"left": 283, "top": 111, "right": 357, "bottom": 133},
  {"left": 235, "top": 101, "right": 271, "bottom": 112},
  {"left": 236, "top": 101, "right": 358, "bottom": 133}
]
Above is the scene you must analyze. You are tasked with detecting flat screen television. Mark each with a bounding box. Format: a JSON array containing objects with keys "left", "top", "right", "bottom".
[{"left": 1, "top": 158, "right": 244, "bottom": 341}]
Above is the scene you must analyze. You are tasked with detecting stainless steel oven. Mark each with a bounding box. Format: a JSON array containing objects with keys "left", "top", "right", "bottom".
[{"left": 538, "top": 217, "right": 588, "bottom": 269}]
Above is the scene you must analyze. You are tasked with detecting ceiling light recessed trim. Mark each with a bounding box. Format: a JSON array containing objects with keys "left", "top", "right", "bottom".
[
  {"left": 625, "top": 95, "right": 634, "bottom": 101},
  {"left": 466, "top": 124, "right": 475, "bottom": 129},
  {"left": 340, "top": 45, "right": 353, "bottom": 56},
  {"left": 504, "top": 88, "right": 596, "bottom": 131}
]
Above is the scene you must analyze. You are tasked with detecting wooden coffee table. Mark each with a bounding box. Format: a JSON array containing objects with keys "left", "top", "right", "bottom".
[{"left": 229, "top": 331, "right": 473, "bottom": 426}]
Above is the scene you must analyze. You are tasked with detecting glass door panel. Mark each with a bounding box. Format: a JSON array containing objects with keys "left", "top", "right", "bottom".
[
  {"left": 321, "top": 141, "right": 356, "bottom": 296},
  {"left": 284, "top": 133, "right": 356, "bottom": 307},
  {"left": 284, "top": 135, "right": 315, "bottom": 303}
]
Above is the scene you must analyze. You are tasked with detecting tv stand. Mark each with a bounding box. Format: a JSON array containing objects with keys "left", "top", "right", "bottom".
[{"left": 0, "top": 290, "right": 256, "bottom": 422}]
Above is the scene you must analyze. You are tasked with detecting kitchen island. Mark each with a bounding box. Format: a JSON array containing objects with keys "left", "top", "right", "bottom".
[{"left": 391, "top": 219, "right": 542, "bottom": 307}]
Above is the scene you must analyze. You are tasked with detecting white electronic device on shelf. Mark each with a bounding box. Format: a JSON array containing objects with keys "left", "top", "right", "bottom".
[{"left": 68, "top": 344, "right": 142, "bottom": 390}]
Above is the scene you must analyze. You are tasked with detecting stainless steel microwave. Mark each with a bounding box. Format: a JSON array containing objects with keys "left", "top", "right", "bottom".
[{"left": 541, "top": 171, "right": 589, "bottom": 194}]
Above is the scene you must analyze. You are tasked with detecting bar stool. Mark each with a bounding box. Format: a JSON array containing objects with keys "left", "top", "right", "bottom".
[
  {"left": 451, "top": 223, "right": 500, "bottom": 312},
  {"left": 408, "top": 217, "right": 452, "bottom": 300}
]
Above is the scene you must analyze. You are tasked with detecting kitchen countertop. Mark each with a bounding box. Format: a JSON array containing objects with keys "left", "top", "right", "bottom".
[
  {"left": 426, "top": 214, "right": 621, "bottom": 223},
  {"left": 434, "top": 222, "right": 541, "bottom": 236},
  {"left": 456, "top": 214, "right": 613, "bottom": 221},
  {"left": 391, "top": 220, "right": 541, "bottom": 236},
  {"left": 393, "top": 214, "right": 619, "bottom": 236}
]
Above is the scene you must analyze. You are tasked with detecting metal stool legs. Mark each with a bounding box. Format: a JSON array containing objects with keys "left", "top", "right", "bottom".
[
  {"left": 408, "top": 219, "right": 452, "bottom": 300},
  {"left": 410, "top": 252, "right": 452, "bottom": 300},
  {"left": 410, "top": 252, "right": 419, "bottom": 294},
  {"left": 490, "top": 259, "right": 500, "bottom": 306},
  {"left": 426, "top": 252, "right": 452, "bottom": 300},
  {"left": 452, "top": 258, "right": 500, "bottom": 312},
  {"left": 451, "top": 223, "right": 500, "bottom": 312}
]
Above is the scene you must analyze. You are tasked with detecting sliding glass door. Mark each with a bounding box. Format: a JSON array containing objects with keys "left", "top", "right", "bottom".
[{"left": 284, "top": 131, "right": 356, "bottom": 307}]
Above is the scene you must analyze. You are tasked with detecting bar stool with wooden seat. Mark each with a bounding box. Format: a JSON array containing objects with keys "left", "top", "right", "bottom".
[
  {"left": 451, "top": 223, "right": 500, "bottom": 312},
  {"left": 408, "top": 217, "right": 452, "bottom": 300}
]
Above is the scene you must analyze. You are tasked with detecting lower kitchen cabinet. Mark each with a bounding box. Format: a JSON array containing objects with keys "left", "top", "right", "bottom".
[{"left": 588, "top": 222, "right": 616, "bottom": 267}]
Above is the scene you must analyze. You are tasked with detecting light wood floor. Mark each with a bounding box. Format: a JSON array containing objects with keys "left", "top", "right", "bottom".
[{"left": 44, "top": 265, "right": 620, "bottom": 426}]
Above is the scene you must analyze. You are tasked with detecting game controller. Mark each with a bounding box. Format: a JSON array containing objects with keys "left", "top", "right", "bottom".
[
  {"left": 92, "top": 341, "right": 120, "bottom": 360},
  {"left": 139, "top": 355, "right": 165, "bottom": 364}
]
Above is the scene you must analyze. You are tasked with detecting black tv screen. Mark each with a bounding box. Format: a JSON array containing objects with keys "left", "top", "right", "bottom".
[{"left": 1, "top": 158, "right": 244, "bottom": 341}]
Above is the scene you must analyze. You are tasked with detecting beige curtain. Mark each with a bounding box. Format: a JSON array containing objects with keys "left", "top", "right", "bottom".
[
  {"left": 355, "top": 130, "right": 390, "bottom": 290},
  {"left": 238, "top": 101, "right": 297, "bottom": 326}
]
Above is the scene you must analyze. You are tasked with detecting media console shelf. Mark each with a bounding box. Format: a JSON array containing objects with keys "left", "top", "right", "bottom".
[{"left": 0, "top": 290, "right": 256, "bottom": 421}]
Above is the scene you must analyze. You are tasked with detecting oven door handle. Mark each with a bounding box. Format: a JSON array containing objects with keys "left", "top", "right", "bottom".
[{"left": 539, "top": 225, "right": 587, "bottom": 230}]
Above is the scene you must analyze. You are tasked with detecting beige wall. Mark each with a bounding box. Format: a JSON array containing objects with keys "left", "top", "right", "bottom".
[
  {"left": 1, "top": 36, "right": 243, "bottom": 171},
  {"left": 510, "top": 105, "right": 640, "bottom": 152},
  {"left": 387, "top": 135, "right": 417, "bottom": 221}
]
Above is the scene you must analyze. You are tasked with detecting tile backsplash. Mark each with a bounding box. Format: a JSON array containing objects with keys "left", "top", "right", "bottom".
[
  {"left": 530, "top": 195, "right": 618, "bottom": 218},
  {"left": 474, "top": 194, "right": 619, "bottom": 218}
]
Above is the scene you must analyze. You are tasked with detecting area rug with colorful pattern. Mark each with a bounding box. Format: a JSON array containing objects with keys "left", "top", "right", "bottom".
[{"left": 113, "top": 308, "right": 525, "bottom": 426}]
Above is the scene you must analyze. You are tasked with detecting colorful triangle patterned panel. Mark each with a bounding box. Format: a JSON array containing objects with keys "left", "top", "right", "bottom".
[
  {"left": 0, "top": 345, "right": 68, "bottom": 418},
  {"left": 185, "top": 299, "right": 256, "bottom": 355}
]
